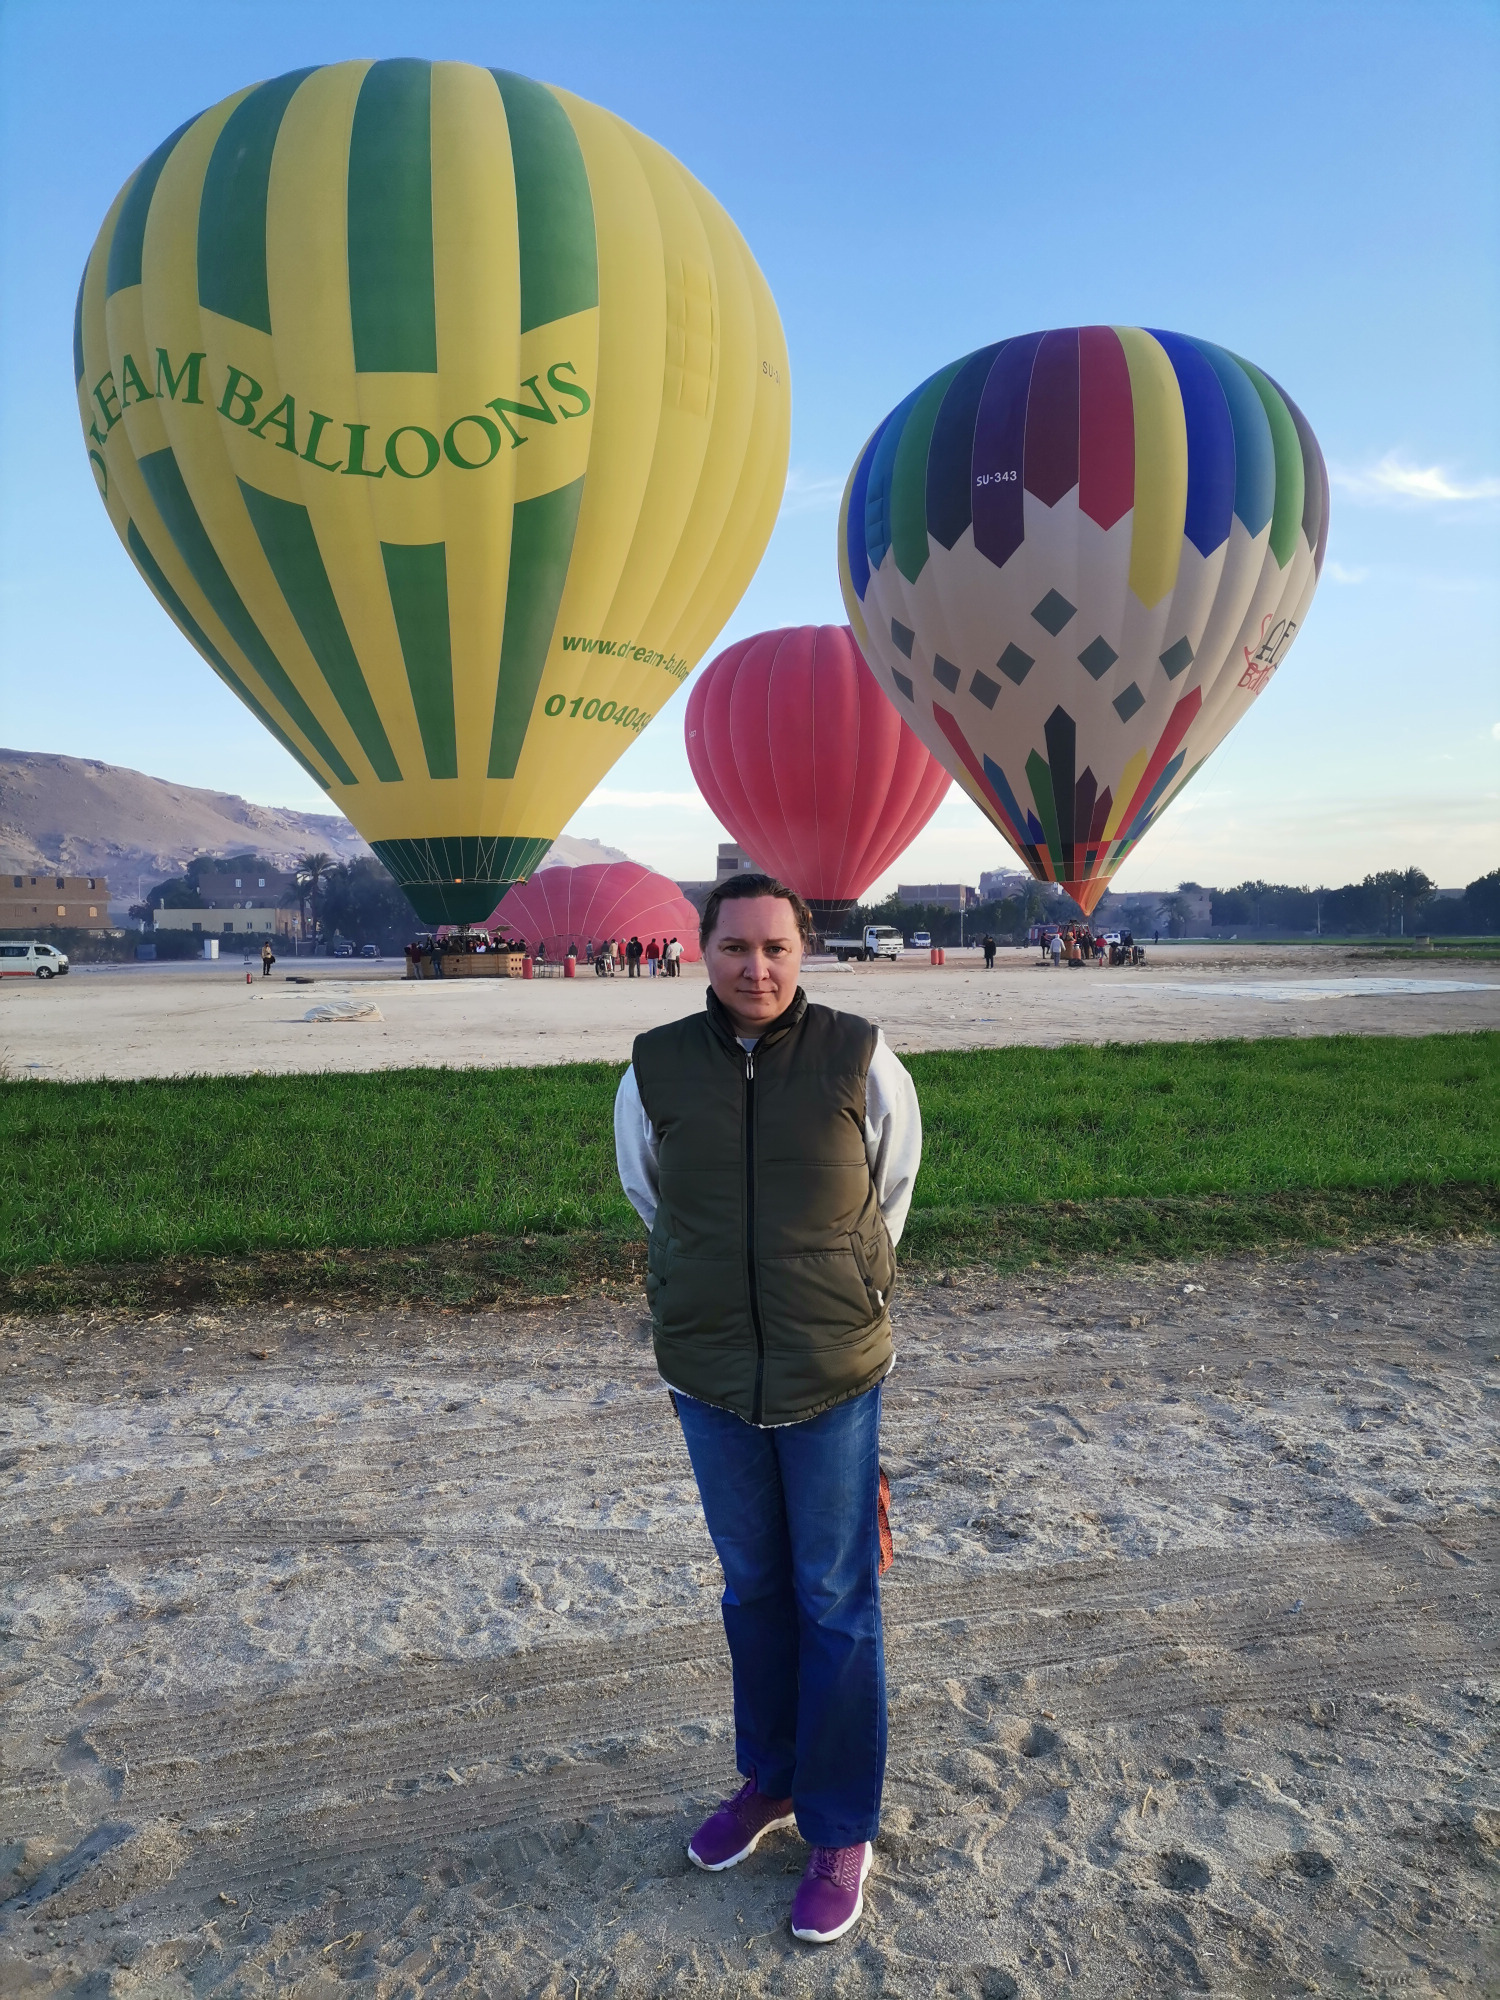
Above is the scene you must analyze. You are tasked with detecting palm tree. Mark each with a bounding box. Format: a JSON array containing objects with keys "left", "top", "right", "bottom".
[
  {"left": 296, "top": 852, "right": 334, "bottom": 951},
  {"left": 1157, "top": 893, "right": 1192, "bottom": 940},
  {"left": 279, "top": 874, "right": 308, "bottom": 945}
]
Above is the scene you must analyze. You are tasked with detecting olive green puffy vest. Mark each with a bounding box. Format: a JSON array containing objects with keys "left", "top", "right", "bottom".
[{"left": 631, "top": 989, "right": 895, "bottom": 1426}]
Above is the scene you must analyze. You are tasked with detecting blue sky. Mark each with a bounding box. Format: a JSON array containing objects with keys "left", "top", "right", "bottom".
[{"left": 2, "top": 0, "right": 1496, "bottom": 891}]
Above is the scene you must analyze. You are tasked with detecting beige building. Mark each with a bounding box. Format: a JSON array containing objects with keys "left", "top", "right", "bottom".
[
  {"left": 676, "top": 842, "right": 767, "bottom": 912},
  {"left": 152, "top": 863, "right": 301, "bottom": 938},
  {"left": 152, "top": 905, "right": 297, "bottom": 937},
  {"left": 198, "top": 865, "right": 296, "bottom": 906},
  {"left": 2, "top": 872, "right": 109, "bottom": 932},
  {"left": 896, "top": 882, "right": 978, "bottom": 911}
]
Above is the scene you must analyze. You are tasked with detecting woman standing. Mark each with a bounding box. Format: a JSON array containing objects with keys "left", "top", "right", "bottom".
[{"left": 614, "top": 873, "right": 921, "bottom": 1945}]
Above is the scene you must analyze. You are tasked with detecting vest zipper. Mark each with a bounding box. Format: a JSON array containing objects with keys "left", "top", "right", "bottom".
[{"left": 743, "top": 1046, "right": 767, "bottom": 1424}]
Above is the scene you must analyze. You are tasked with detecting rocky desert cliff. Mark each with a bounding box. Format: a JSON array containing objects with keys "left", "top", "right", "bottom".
[{"left": 0, "top": 749, "right": 627, "bottom": 896}]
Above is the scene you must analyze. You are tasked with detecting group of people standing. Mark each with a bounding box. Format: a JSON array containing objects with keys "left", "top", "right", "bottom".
[
  {"left": 1044, "top": 924, "right": 1101, "bottom": 966},
  {"left": 1039, "top": 925, "right": 1143, "bottom": 967},
  {"left": 592, "top": 935, "right": 685, "bottom": 977},
  {"left": 404, "top": 932, "right": 525, "bottom": 976},
  {"left": 402, "top": 932, "right": 691, "bottom": 976}
]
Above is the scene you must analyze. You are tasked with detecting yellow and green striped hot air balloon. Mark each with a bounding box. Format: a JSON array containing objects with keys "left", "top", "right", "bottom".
[{"left": 77, "top": 61, "right": 789, "bottom": 922}]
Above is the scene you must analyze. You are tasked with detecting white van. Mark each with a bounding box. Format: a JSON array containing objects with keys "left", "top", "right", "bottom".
[{"left": 0, "top": 940, "right": 70, "bottom": 978}]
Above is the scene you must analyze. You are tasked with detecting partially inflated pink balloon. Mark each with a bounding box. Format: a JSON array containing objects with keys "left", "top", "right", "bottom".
[{"left": 487, "top": 862, "right": 701, "bottom": 959}]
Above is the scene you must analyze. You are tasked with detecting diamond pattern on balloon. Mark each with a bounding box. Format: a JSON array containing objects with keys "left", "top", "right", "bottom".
[
  {"left": 1031, "top": 589, "right": 1076, "bottom": 636},
  {"left": 969, "top": 670, "right": 1001, "bottom": 709},
  {"left": 996, "top": 644, "right": 1033, "bottom": 685},
  {"left": 891, "top": 669, "right": 915, "bottom": 701},
  {"left": 933, "top": 655, "right": 960, "bottom": 692},
  {"left": 891, "top": 619, "right": 915, "bottom": 658},
  {"left": 1112, "top": 682, "right": 1145, "bottom": 722},
  {"left": 1159, "top": 637, "right": 1194, "bottom": 679},
  {"left": 1078, "top": 636, "right": 1118, "bottom": 680}
]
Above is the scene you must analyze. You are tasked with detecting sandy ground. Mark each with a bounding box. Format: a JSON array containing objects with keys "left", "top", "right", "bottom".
[
  {"left": 3, "top": 945, "right": 1497, "bottom": 1080},
  {"left": 1, "top": 1245, "right": 1495, "bottom": 1996}
]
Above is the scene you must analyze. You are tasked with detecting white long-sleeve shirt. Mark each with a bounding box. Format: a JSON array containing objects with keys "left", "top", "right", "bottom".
[{"left": 613, "top": 1029, "right": 922, "bottom": 1244}]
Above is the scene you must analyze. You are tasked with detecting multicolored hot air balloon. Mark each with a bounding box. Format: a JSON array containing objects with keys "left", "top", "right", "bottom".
[
  {"left": 838, "top": 328, "right": 1327, "bottom": 914},
  {"left": 685, "top": 626, "right": 951, "bottom": 930},
  {"left": 77, "top": 61, "right": 789, "bottom": 923},
  {"left": 487, "top": 860, "right": 701, "bottom": 959}
]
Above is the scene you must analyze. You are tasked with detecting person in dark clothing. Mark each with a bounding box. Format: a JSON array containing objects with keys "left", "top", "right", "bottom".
[
  {"left": 615, "top": 874, "right": 921, "bottom": 1946},
  {"left": 626, "top": 935, "right": 644, "bottom": 977},
  {"left": 981, "top": 933, "right": 996, "bottom": 969}
]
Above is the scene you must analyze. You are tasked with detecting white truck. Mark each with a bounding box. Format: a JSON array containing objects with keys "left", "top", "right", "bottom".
[{"left": 822, "top": 925, "right": 904, "bottom": 964}]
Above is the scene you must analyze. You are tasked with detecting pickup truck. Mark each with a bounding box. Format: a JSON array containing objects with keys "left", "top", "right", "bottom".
[{"left": 823, "top": 925, "right": 904, "bottom": 964}]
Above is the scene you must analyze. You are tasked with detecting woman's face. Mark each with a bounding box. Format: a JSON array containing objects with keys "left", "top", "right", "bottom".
[{"left": 703, "top": 896, "right": 803, "bottom": 1036}]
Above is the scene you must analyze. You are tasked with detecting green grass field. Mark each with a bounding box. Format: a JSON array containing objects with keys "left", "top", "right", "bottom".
[{"left": 3, "top": 1033, "right": 1496, "bottom": 1311}]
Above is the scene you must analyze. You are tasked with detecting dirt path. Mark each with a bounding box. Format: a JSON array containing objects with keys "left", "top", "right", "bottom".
[
  {"left": 2, "top": 1244, "right": 1496, "bottom": 1996},
  {"left": 4, "top": 943, "right": 1497, "bottom": 1080}
]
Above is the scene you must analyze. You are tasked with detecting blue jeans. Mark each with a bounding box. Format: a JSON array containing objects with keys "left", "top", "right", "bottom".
[{"left": 675, "top": 1384, "right": 885, "bottom": 1846}]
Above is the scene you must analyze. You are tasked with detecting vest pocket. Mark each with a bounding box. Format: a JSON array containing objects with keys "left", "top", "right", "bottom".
[
  {"left": 850, "top": 1231, "right": 884, "bottom": 1315},
  {"left": 645, "top": 1219, "right": 675, "bottom": 1312},
  {"left": 759, "top": 1244, "right": 878, "bottom": 1350},
  {"left": 852, "top": 1219, "right": 896, "bottom": 1311}
]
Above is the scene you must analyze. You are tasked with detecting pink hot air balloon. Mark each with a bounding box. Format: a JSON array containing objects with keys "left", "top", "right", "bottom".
[
  {"left": 487, "top": 862, "right": 702, "bottom": 961},
  {"left": 685, "top": 625, "right": 951, "bottom": 930}
]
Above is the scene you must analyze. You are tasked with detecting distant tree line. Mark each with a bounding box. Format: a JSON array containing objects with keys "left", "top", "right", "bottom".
[
  {"left": 853, "top": 864, "right": 1499, "bottom": 945},
  {"left": 1206, "top": 867, "right": 1498, "bottom": 937}
]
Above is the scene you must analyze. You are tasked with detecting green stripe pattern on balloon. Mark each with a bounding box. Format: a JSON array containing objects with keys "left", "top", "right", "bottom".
[
  {"left": 838, "top": 327, "right": 1327, "bottom": 915},
  {"left": 78, "top": 60, "right": 789, "bottom": 923}
]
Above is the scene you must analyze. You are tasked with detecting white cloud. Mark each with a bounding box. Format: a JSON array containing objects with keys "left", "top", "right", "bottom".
[
  {"left": 1330, "top": 453, "right": 1500, "bottom": 504},
  {"left": 578, "top": 787, "right": 708, "bottom": 811},
  {"left": 1324, "top": 560, "right": 1368, "bottom": 584},
  {"left": 778, "top": 468, "right": 845, "bottom": 515}
]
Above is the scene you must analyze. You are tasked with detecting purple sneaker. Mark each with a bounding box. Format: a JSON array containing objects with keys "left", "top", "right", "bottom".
[
  {"left": 790, "top": 1841, "right": 873, "bottom": 1943},
  {"left": 687, "top": 1776, "right": 796, "bottom": 1871}
]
